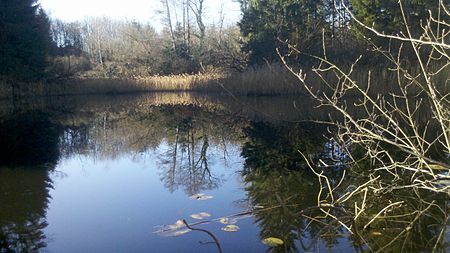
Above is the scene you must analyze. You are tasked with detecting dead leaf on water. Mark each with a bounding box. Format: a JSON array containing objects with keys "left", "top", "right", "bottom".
[
  {"left": 221, "top": 225, "right": 239, "bottom": 232},
  {"left": 166, "top": 220, "right": 184, "bottom": 230},
  {"left": 262, "top": 237, "right": 284, "bottom": 247},
  {"left": 218, "top": 217, "right": 238, "bottom": 225},
  {"left": 190, "top": 193, "right": 213, "bottom": 200},
  {"left": 155, "top": 220, "right": 191, "bottom": 237},
  {"left": 170, "top": 229, "right": 191, "bottom": 236},
  {"left": 190, "top": 212, "right": 211, "bottom": 220}
]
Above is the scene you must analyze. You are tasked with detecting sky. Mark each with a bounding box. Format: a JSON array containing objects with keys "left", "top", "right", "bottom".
[{"left": 39, "top": 0, "right": 241, "bottom": 29}]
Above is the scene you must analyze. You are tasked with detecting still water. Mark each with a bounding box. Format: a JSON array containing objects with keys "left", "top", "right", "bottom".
[{"left": 0, "top": 93, "right": 447, "bottom": 252}]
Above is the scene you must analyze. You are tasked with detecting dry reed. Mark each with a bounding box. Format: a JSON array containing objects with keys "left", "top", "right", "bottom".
[{"left": 0, "top": 60, "right": 447, "bottom": 99}]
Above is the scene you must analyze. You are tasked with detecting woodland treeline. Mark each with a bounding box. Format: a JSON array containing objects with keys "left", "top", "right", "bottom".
[
  {"left": 0, "top": 0, "right": 441, "bottom": 82},
  {"left": 49, "top": 17, "right": 245, "bottom": 78}
]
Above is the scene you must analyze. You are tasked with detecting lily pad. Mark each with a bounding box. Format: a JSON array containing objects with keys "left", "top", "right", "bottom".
[
  {"left": 190, "top": 212, "right": 212, "bottom": 220},
  {"left": 262, "top": 237, "right": 284, "bottom": 247},
  {"left": 190, "top": 193, "right": 213, "bottom": 200},
  {"left": 221, "top": 225, "right": 240, "bottom": 232}
]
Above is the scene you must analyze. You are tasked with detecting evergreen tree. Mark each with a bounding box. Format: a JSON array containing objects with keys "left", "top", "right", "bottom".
[
  {"left": 238, "top": 0, "right": 328, "bottom": 65},
  {"left": 238, "top": 0, "right": 439, "bottom": 66},
  {"left": 0, "top": 0, "right": 53, "bottom": 80},
  {"left": 350, "top": 0, "right": 438, "bottom": 36}
]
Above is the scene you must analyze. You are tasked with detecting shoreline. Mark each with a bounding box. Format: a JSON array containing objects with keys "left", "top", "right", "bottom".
[{"left": 0, "top": 63, "right": 448, "bottom": 100}]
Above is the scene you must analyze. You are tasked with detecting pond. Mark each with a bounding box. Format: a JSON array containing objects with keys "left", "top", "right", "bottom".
[{"left": 0, "top": 93, "right": 447, "bottom": 252}]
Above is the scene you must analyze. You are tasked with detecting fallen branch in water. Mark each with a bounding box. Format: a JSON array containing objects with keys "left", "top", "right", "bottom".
[{"left": 182, "top": 219, "right": 223, "bottom": 253}]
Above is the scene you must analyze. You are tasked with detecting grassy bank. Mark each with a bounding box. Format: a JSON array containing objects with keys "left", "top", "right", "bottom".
[{"left": 0, "top": 63, "right": 448, "bottom": 99}]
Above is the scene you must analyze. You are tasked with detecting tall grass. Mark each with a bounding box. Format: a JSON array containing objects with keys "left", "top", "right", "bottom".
[
  {"left": 0, "top": 73, "right": 224, "bottom": 99},
  {"left": 221, "top": 64, "right": 302, "bottom": 95},
  {"left": 0, "top": 62, "right": 447, "bottom": 99}
]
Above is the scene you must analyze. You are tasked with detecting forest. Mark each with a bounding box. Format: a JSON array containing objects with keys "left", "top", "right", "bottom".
[{"left": 1, "top": 0, "right": 446, "bottom": 97}]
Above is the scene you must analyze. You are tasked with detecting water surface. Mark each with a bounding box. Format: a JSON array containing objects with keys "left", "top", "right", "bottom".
[{"left": 0, "top": 93, "right": 446, "bottom": 252}]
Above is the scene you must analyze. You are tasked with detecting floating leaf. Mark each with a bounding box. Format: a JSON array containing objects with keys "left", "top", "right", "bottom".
[
  {"left": 190, "top": 193, "right": 213, "bottom": 200},
  {"left": 218, "top": 218, "right": 228, "bottom": 224},
  {"left": 166, "top": 220, "right": 185, "bottom": 230},
  {"left": 190, "top": 214, "right": 203, "bottom": 220},
  {"left": 155, "top": 220, "right": 191, "bottom": 237},
  {"left": 221, "top": 225, "right": 239, "bottom": 232},
  {"left": 170, "top": 229, "right": 191, "bottom": 237},
  {"left": 262, "top": 237, "right": 284, "bottom": 247},
  {"left": 228, "top": 218, "right": 238, "bottom": 224},
  {"left": 190, "top": 212, "right": 211, "bottom": 220},
  {"left": 218, "top": 217, "right": 238, "bottom": 225}
]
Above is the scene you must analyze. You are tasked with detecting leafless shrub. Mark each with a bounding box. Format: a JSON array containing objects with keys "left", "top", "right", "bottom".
[{"left": 280, "top": 1, "right": 449, "bottom": 251}]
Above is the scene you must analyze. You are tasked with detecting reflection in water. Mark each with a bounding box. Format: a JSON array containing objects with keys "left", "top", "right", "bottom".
[
  {"left": 157, "top": 110, "right": 222, "bottom": 195},
  {"left": 241, "top": 121, "right": 349, "bottom": 252},
  {"left": 342, "top": 162, "right": 449, "bottom": 252},
  {"left": 0, "top": 93, "right": 447, "bottom": 252},
  {"left": 0, "top": 168, "right": 52, "bottom": 253},
  {"left": 0, "top": 112, "right": 59, "bottom": 252},
  {"left": 241, "top": 121, "right": 448, "bottom": 252},
  {"left": 56, "top": 103, "right": 244, "bottom": 196},
  {"left": 0, "top": 112, "right": 60, "bottom": 167}
]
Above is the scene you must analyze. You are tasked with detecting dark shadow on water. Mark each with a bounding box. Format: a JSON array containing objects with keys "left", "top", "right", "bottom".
[
  {"left": 0, "top": 112, "right": 60, "bottom": 252},
  {"left": 0, "top": 112, "right": 61, "bottom": 168}
]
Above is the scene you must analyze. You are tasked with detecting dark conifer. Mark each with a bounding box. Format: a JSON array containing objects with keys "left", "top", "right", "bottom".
[{"left": 0, "top": 0, "right": 53, "bottom": 80}]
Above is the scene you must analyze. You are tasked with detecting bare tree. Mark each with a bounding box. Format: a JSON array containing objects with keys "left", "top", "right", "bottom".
[
  {"left": 188, "top": 0, "right": 206, "bottom": 41},
  {"left": 217, "top": 3, "right": 225, "bottom": 46},
  {"left": 182, "top": 0, "right": 192, "bottom": 50},
  {"left": 161, "top": 0, "right": 177, "bottom": 50}
]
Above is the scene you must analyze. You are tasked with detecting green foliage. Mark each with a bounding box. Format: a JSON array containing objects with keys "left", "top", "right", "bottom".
[
  {"left": 350, "top": 0, "right": 438, "bottom": 35},
  {"left": 348, "top": 0, "right": 441, "bottom": 62},
  {"left": 238, "top": 0, "right": 440, "bottom": 66},
  {"left": 0, "top": 0, "right": 53, "bottom": 81},
  {"left": 238, "top": 0, "right": 331, "bottom": 65}
]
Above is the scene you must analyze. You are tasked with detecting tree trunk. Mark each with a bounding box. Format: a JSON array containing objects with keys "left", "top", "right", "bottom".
[{"left": 163, "top": 0, "right": 176, "bottom": 51}]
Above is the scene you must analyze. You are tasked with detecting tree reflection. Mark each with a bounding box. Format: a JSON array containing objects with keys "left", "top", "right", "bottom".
[
  {"left": 0, "top": 112, "right": 59, "bottom": 252},
  {"left": 0, "top": 112, "right": 61, "bottom": 168},
  {"left": 241, "top": 121, "right": 343, "bottom": 252},
  {"left": 343, "top": 163, "right": 449, "bottom": 252},
  {"left": 158, "top": 109, "right": 226, "bottom": 195},
  {"left": 0, "top": 168, "right": 52, "bottom": 253},
  {"left": 54, "top": 102, "right": 244, "bottom": 196},
  {"left": 242, "top": 121, "right": 449, "bottom": 252}
]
